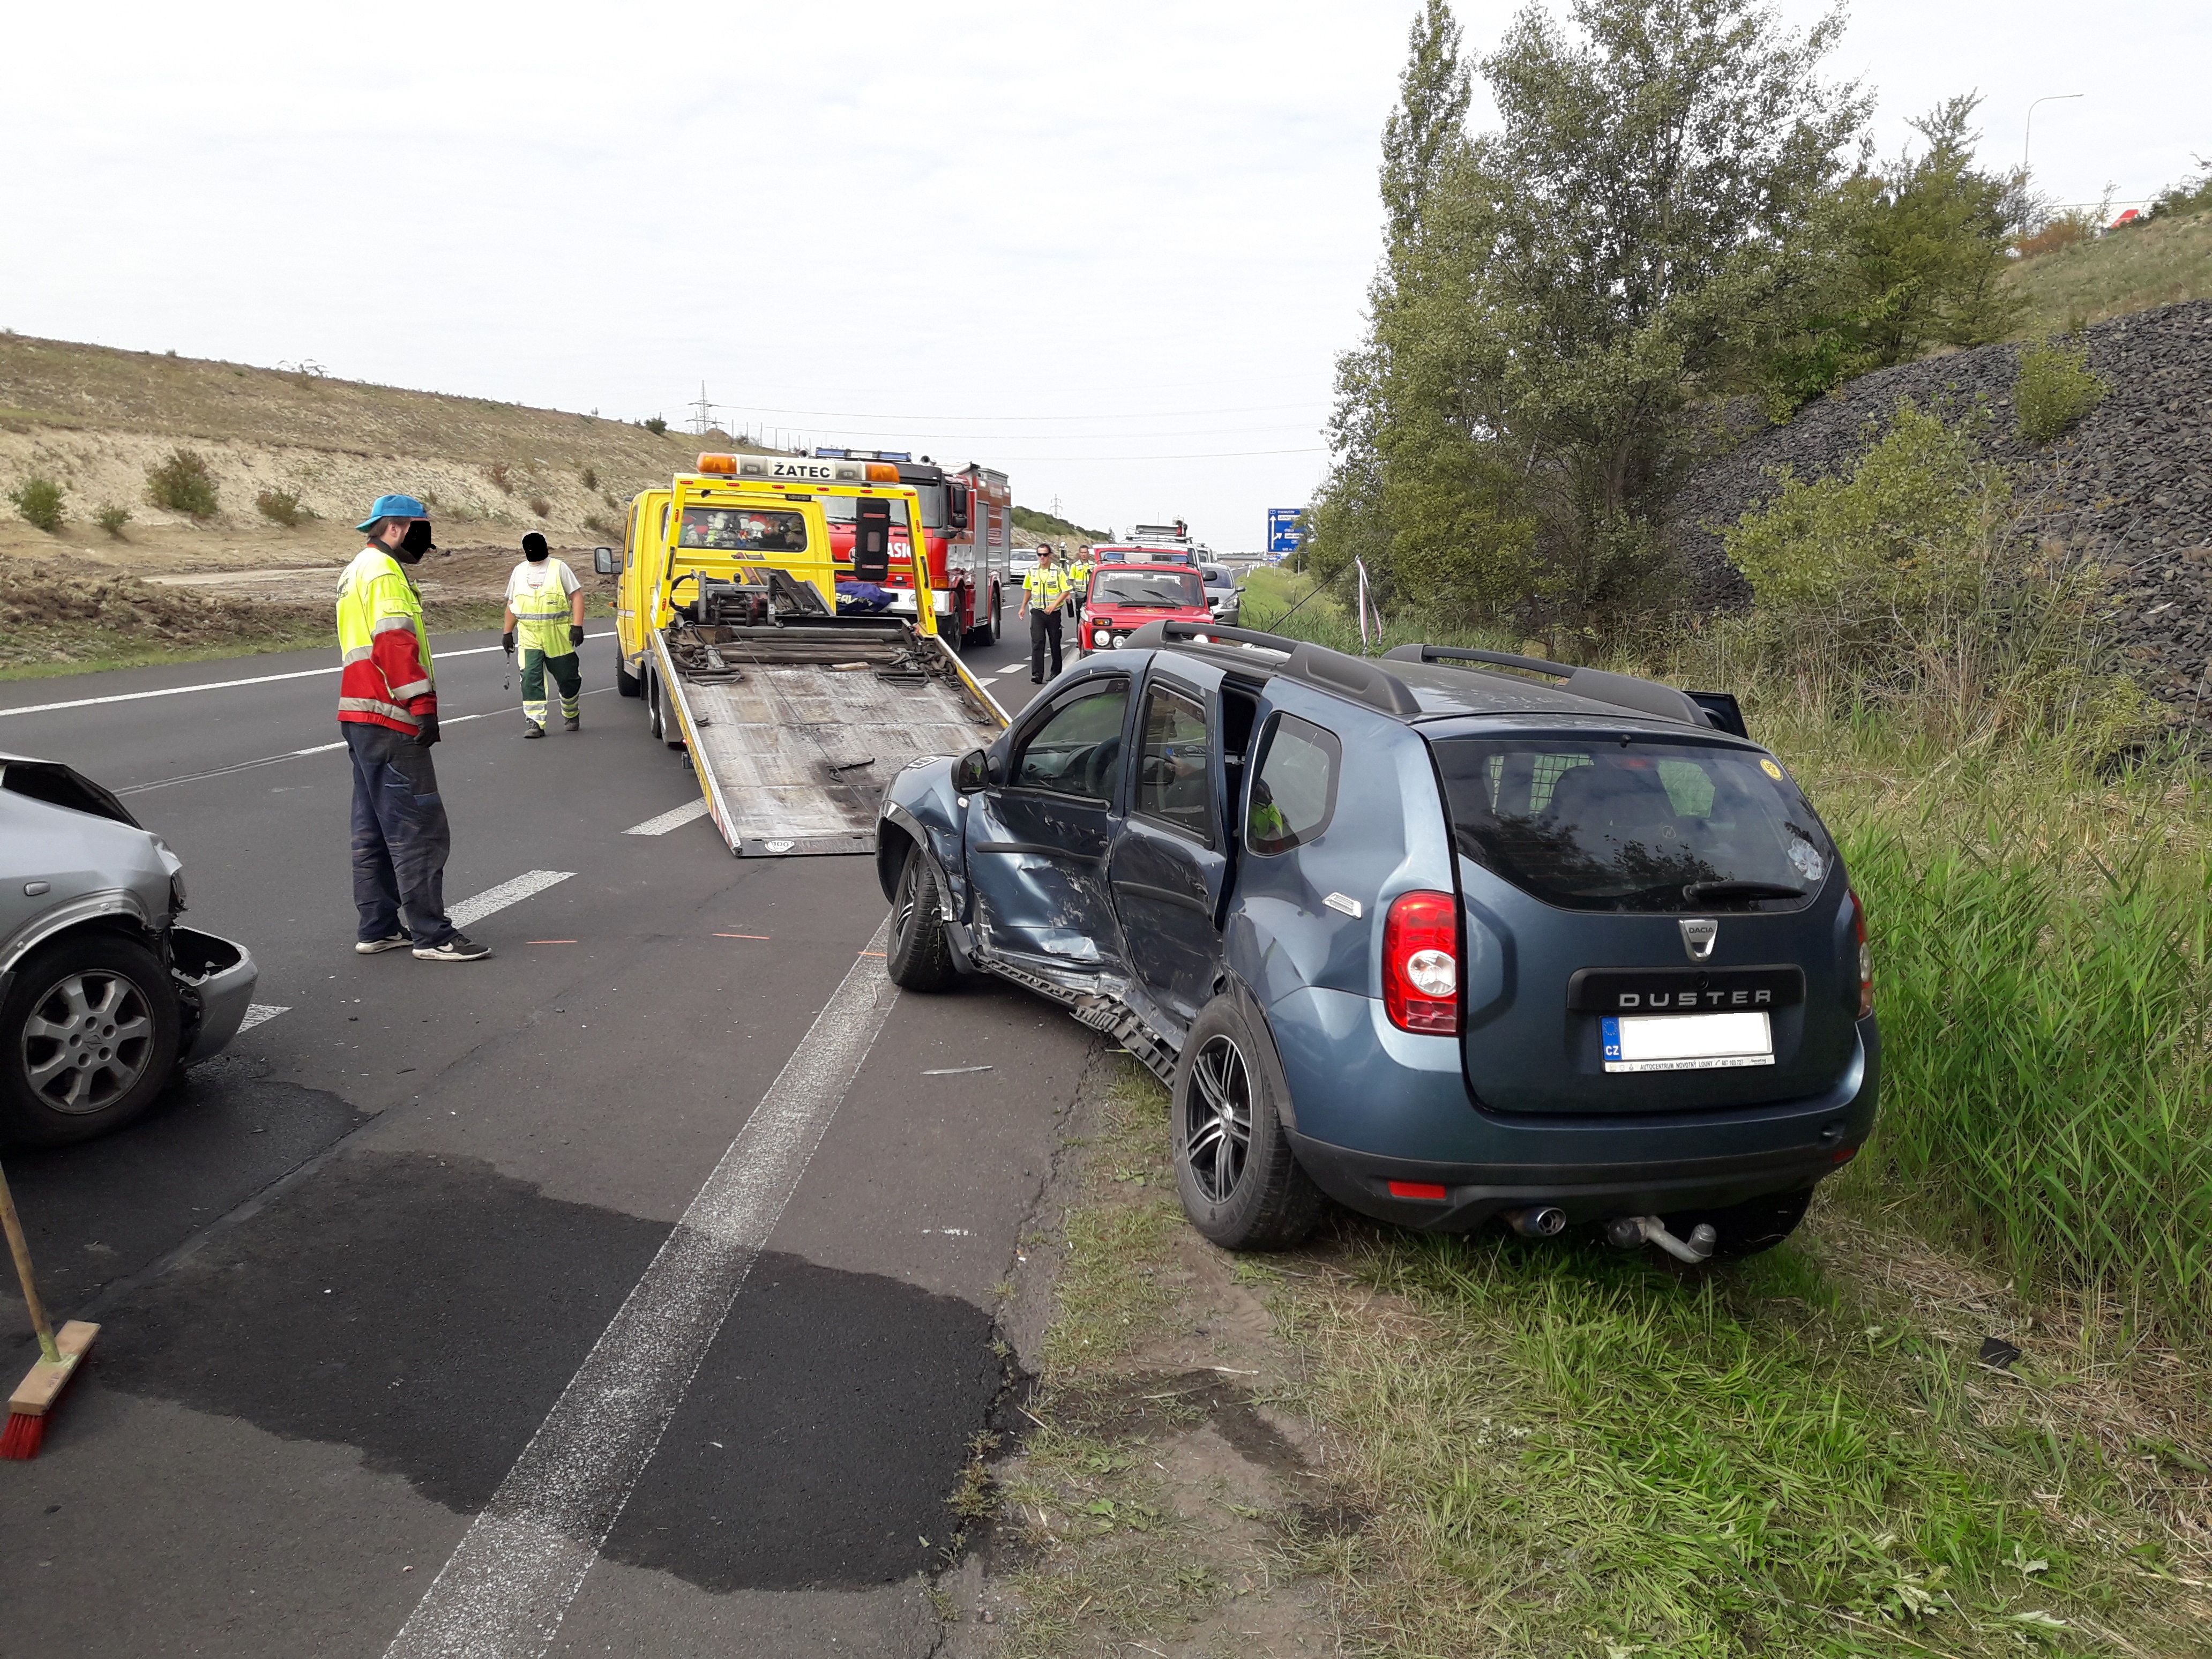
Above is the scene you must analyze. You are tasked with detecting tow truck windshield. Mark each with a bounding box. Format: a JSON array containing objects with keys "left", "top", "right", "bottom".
[{"left": 1093, "top": 570, "right": 1204, "bottom": 607}]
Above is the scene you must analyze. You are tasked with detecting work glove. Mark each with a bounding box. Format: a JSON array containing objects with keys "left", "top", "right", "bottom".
[
  {"left": 501, "top": 630, "right": 515, "bottom": 654},
  {"left": 413, "top": 712, "right": 442, "bottom": 749},
  {"left": 569, "top": 624, "right": 585, "bottom": 647}
]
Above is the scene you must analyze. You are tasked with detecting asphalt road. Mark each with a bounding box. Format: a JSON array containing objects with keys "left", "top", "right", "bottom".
[{"left": 0, "top": 614, "right": 1092, "bottom": 1656}]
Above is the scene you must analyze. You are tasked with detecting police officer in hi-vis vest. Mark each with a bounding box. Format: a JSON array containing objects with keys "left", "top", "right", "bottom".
[
  {"left": 502, "top": 532, "right": 587, "bottom": 737},
  {"left": 1020, "top": 544, "right": 1071, "bottom": 683}
]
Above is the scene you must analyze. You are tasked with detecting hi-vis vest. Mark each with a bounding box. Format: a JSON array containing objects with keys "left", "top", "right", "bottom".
[
  {"left": 507, "top": 559, "right": 576, "bottom": 656},
  {"left": 1024, "top": 565, "right": 1072, "bottom": 606},
  {"left": 336, "top": 547, "right": 435, "bottom": 734}
]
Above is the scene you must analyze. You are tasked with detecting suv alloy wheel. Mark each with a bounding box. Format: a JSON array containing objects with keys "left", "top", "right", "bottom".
[{"left": 1171, "top": 996, "right": 1326, "bottom": 1250}]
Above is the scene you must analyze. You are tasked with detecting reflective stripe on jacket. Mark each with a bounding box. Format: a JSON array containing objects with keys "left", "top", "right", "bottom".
[{"left": 336, "top": 547, "right": 436, "bottom": 734}]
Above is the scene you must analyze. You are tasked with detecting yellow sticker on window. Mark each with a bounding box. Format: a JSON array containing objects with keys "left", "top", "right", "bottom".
[{"left": 1760, "top": 758, "right": 1784, "bottom": 780}]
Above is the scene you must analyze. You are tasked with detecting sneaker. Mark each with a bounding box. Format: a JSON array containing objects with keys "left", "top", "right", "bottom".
[
  {"left": 355, "top": 932, "right": 413, "bottom": 955},
  {"left": 563, "top": 714, "right": 580, "bottom": 731},
  {"left": 523, "top": 722, "right": 545, "bottom": 739},
  {"left": 413, "top": 935, "right": 491, "bottom": 962}
]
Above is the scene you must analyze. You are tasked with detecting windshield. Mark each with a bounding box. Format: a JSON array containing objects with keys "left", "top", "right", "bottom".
[
  {"left": 677, "top": 506, "right": 808, "bottom": 553},
  {"left": 1433, "top": 735, "right": 1834, "bottom": 913},
  {"left": 817, "top": 486, "right": 942, "bottom": 530},
  {"left": 1093, "top": 571, "right": 1204, "bottom": 608}
]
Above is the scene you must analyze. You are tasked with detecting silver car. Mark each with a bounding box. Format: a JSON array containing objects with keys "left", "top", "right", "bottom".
[
  {"left": 1, "top": 753, "right": 258, "bottom": 1146},
  {"left": 1198, "top": 564, "right": 1241, "bottom": 624}
]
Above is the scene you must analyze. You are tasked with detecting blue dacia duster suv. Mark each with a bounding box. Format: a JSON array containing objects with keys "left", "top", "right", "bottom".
[{"left": 875, "top": 621, "right": 1876, "bottom": 1259}]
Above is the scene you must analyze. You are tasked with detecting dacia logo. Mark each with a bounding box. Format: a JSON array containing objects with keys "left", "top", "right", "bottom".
[{"left": 1679, "top": 918, "right": 1718, "bottom": 962}]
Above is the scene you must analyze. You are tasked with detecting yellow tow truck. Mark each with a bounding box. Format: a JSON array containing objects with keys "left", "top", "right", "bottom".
[{"left": 597, "top": 452, "right": 1010, "bottom": 856}]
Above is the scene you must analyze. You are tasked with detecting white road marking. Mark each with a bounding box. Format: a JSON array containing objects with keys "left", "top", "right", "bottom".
[
  {"left": 113, "top": 690, "right": 615, "bottom": 796},
  {"left": 0, "top": 632, "right": 616, "bottom": 720},
  {"left": 921, "top": 1065, "right": 994, "bottom": 1075},
  {"left": 621, "top": 798, "right": 712, "bottom": 836},
  {"left": 236, "top": 1004, "right": 290, "bottom": 1031},
  {"left": 446, "top": 870, "right": 573, "bottom": 930},
  {"left": 384, "top": 921, "right": 899, "bottom": 1659}
]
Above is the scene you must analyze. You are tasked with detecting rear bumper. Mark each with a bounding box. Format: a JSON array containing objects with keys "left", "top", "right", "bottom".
[
  {"left": 1287, "top": 1130, "right": 1850, "bottom": 1232},
  {"left": 170, "top": 926, "right": 259, "bottom": 1064},
  {"left": 885, "top": 587, "right": 956, "bottom": 616}
]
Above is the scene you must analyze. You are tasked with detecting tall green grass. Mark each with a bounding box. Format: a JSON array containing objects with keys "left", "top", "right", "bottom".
[{"left": 1845, "top": 833, "right": 2212, "bottom": 1328}]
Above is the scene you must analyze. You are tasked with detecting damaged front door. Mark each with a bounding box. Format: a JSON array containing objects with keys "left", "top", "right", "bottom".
[{"left": 964, "top": 673, "right": 1130, "bottom": 972}]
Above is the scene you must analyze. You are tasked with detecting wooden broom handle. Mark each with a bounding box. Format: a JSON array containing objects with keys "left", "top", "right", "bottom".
[{"left": 0, "top": 1161, "right": 59, "bottom": 1364}]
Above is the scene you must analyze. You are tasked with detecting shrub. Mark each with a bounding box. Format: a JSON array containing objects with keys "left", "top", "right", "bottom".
[
  {"left": 528, "top": 496, "right": 551, "bottom": 518},
  {"left": 582, "top": 512, "right": 615, "bottom": 538},
  {"left": 580, "top": 465, "right": 597, "bottom": 490},
  {"left": 2014, "top": 333, "right": 2108, "bottom": 444},
  {"left": 487, "top": 462, "right": 513, "bottom": 494},
  {"left": 145, "top": 448, "right": 219, "bottom": 518},
  {"left": 9, "top": 475, "right": 65, "bottom": 533},
  {"left": 255, "top": 487, "right": 311, "bottom": 527},
  {"left": 95, "top": 504, "right": 131, "bottom": 538},
  {"left": 644, "top": 416, "right": 667, "bottom": 436}
]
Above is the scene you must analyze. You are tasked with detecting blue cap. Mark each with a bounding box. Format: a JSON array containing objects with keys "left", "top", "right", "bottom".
[{"left": 356, "top": 493, "right": 430, "bottom": 533}]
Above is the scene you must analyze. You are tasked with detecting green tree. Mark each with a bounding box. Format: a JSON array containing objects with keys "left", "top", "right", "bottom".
[{"left": 1769, "top": 95, "right": 2024, "bottom": 399}]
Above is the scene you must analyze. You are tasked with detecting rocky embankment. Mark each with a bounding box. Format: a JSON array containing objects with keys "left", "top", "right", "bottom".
[{"left": 1670, "top": 299, "right": 2212, "bottom": 711}]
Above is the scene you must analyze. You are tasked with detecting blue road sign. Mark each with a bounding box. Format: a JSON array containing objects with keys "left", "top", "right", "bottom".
[{"left": 1266, "top": 507, "right": 1305, "bottom": 556}]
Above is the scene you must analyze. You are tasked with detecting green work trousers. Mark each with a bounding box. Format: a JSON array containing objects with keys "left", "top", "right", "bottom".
[{"left": 521, "top": 649, "right": 581, "bottom": 728}]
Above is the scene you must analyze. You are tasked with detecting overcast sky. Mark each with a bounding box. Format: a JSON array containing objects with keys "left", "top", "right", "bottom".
[{"left": 3, "top": 1, "right": 2202, "bottom": 550}]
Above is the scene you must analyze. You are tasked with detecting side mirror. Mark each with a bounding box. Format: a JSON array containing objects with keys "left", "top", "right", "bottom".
[
  {"left": 593, "top": 545, "right": 616, "bottom": 576},
  {"left": 946, "top": 483, "right": 972, "bottom": 532},
  {"left": 954, "top": 748, "right": 992, "bottom": 793}
]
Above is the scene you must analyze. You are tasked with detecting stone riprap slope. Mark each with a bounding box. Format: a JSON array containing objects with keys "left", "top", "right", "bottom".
[{"left": 1670, "top": 300, "right": 2212, "bottom": 708}]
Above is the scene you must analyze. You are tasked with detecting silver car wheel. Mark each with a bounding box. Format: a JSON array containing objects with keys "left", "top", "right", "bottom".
[
  {"left": 1184, "top": 1035, "right": 1253, "bottom": 1204},
  {"left": 21, "top": 967, "right": 158, "bottom": 1115}
]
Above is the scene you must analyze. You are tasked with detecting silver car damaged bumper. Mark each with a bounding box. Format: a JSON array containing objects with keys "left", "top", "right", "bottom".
[{"left": 170, "top": 926, "right": 259, "bottom": 1064}]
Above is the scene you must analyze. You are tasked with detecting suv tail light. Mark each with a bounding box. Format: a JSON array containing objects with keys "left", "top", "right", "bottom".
[
  {"left": 1383, "top": 891, "right": 1460, "bottom": 1034},
  {"left": 1848, "top": 887, "right": 1872, "bottom": 1018}
]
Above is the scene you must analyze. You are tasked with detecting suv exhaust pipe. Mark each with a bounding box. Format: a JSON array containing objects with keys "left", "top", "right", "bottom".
[
  {"left": 1606, "top": 1214, "right": 1717, "bottom": 1264},
  {"left": 1504, "top": 1206, "right": 1567, "bottom": 1239}
]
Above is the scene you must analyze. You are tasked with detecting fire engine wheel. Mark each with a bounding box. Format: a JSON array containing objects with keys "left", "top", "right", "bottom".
[{"left": 885, "top": 846, "right": 959, "bottom": 992}]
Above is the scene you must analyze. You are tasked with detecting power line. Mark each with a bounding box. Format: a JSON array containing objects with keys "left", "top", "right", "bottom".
[
  {"left": 967, "top": 446, "right": 1328, "bottom": 463},
  {"left": 708, "top": 399, "right": 1327, "bottom": 424}
]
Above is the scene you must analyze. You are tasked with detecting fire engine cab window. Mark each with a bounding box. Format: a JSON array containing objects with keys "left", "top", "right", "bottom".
[
  {"left": 819, "top": 490, "right": 941, "bottom": 529},
  {"left": 1247, "top": 714, "right": 1339, "bottom": 855},
  {"left": 1434, "top": 736, "right": 1835, "bottom": 913},
  {"left": 1012, "top": 682, "right": 1129, "bottom": 802},
  {"left": 1135, "top": 685, "right": 1212, "bottom": 838},
  {"left": 677, "top": 507, "right": 808, "bottom": 553}
]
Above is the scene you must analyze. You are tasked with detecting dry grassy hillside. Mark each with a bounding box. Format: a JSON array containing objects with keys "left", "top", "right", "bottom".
[
  {"left": 0, "top": 333, "right": 767, "bottom": 576},
  {"left": 2004, "top": 208, "right": 2212, "bottom": 334}
]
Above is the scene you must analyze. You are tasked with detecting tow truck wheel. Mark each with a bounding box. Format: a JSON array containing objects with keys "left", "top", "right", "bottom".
[
  {"left": 2, "top": 932, "right": 181, "bottom": 1146},
  {"left": 1171, "top": 996, "right": 1325, "bottom": 1250},
  {"left": 647, "top": 669, "right": 665, "bottom": 739},
  {"left": 885, "top": 847, "right": 958, "bottom": 992},
  {"left": 616, "top": 655, "right": 642, "bottom": 699}
]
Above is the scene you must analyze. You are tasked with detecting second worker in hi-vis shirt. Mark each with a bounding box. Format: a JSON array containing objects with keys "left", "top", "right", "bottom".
[{"left": 502, "top": 532, "right": 587, "bottom": 737}]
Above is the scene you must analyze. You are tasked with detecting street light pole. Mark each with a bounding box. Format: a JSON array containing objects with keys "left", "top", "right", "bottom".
[{"left": 2023, "top": 93, "right": 2084, "bottom": 175}]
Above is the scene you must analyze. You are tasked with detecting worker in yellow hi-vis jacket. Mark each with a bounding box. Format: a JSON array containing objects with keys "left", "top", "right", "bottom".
[{"left": 502, "top": 532, "right": 587, "bottom": 738}]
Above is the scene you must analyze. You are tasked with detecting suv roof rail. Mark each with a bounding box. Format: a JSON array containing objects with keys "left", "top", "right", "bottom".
[
  {"left": 1381, "top": 644, "right": 1712, "bottom": 729},
  {"left": 1126, "top": 619, "right": 1423, "bottom": 718}
]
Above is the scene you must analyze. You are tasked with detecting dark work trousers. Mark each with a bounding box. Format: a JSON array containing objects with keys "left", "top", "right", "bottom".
[
  {"left": 1029, "top": 607, "right": 1063, "bottom": 681},
  {"left": 342, "top": 721, "right": 458, "bottom": 948}
]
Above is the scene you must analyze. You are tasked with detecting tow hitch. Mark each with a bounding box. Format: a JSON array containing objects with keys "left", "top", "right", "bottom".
[{"left": 1606, "top": 1214, "right": 1717, "bottom": 1264}]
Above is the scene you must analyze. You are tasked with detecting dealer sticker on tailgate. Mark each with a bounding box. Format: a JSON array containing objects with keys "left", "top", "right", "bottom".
[{"left": 1602, "top": 1011, "right": 1775, "bottom": 1073}]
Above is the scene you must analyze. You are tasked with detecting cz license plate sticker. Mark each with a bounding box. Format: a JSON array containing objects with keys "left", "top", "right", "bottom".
[{"left": 1602, "top": 1011, "right": 1774, "bottom": 1073}]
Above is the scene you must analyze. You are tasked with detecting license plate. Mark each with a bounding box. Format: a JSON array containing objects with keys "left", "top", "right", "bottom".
[{"left": 1602, "top": 1011, "right": 1774, "bottom": 1073}]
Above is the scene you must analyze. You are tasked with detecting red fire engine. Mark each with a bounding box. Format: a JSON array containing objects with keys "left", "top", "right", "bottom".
[{"left": 814, "top": 450, "right": 1013, "bottom": 649}]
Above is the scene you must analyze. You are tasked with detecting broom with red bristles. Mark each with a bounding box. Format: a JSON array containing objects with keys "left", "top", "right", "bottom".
[{"left": 1, "top": 1159, "right": 96, "bottom": 1460}]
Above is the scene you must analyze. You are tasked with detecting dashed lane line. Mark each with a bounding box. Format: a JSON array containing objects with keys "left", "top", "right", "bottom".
[
  {"left": 383, "top": 919, "right": 899, "bottom": 1659},
  {"left": 0, "top": 631, "right": 618, "bottom": 720},
  {"left": 622, "top": 797, "right": 712, "bottom": 836},
  {"left": 446, "top": 871, "right": 574, "bottom": 931},
  {"left": 114, "top": 690, "right": 615, "bottom": 796}
]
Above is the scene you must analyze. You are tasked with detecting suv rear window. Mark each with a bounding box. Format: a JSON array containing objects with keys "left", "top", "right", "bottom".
[{"left": 1433, "top": 736, "right": 1834, "bottom": 913}]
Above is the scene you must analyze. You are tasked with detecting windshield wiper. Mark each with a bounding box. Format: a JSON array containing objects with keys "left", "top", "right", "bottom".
[{"left": 1683, "top": 879, "right": 1807, "bottom": 903}]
